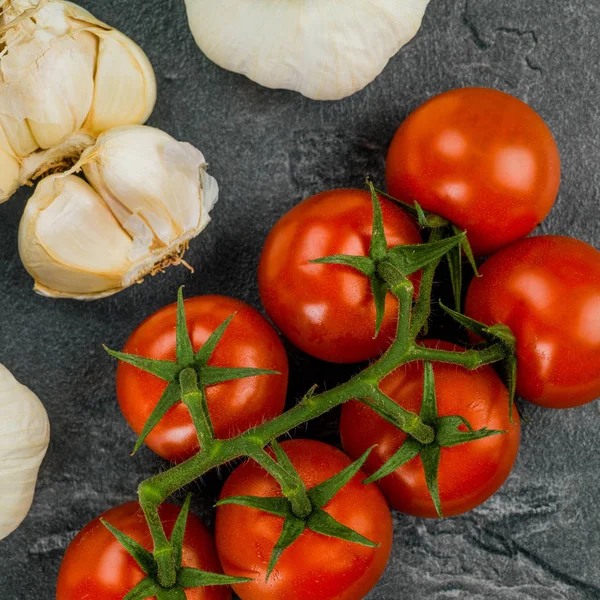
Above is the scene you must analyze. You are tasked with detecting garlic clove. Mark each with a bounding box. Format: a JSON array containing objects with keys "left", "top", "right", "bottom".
[
  {"left": 184, "top": 0, "right": 430, "bottom": 101},
  {"left": 0, "top": 123, "right": 20, "bottom": 203},
  {"left": 0, "top": 363, "right": 50, "bottom": 541},
  {"left": 18, "top": 174, "right": 136, "bottom": 298},
  {"left": 83, "top": 29, "right": 157, "bottom": 137},
  {"left": 0, "top": 114, "right": 38, "bottom": 158}
]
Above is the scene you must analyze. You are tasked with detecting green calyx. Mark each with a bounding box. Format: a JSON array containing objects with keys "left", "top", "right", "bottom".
[
  {"left": 105, "top": 287, "right": 279, "bottom": 455},
  {"left": 310, "top": 179, "right": 469, "bottom": 338},
  {"left": 363, "top": 362, "right": 505, "bottom": 517},
  {"left": 102, "top": 495, "right": 251, "bottom": 599},
  {"left": 215, "top": 443, "right": 379, "bottom": 580}
]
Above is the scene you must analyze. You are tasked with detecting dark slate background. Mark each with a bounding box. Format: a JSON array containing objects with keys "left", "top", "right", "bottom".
[{"left": 1, "top": 0, "right": 599, "bottom": 598}]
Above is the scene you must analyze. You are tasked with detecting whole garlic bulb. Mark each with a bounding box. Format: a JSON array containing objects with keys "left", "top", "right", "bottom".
[
  {"left": 184, "top": 0, "right": 431, "bottom": 101},
  {"left": 19, "top": 126, "right": 219, "bottom": 299},
  {"left": 0, "top": 0, "right": 156, "bottom": 203},
  {"left": 0, "top": 363, "right": 50, "bottom": 541}
]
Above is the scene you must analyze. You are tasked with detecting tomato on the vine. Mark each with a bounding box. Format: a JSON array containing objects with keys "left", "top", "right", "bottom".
[
  {"left": 340, "top": 341, "right": 521, "bottom": 518},
  {"left": 56, "top": 502, "right": 228, "bottom": 600},
  {"left": 258, "top": 188, "right": 422, "bottom": 363},
  {"left": 386, "top": 87, "right": 561, "bottom": 256},
  {"left": 465, "top": 235, "right": 600, "bottom": 408},
  {"left": 215, "top": 439, "right": 393, "bottom": 600},
  {"left": 117, "top": 296, "right": 288, "bottom": 462}
]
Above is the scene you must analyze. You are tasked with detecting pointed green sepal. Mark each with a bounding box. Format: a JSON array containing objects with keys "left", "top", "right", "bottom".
[
  {"left": 271, "top": 440, "right": 302, "bottom": 482},
  {"left": 200, "top": 366, "right": 279, "bottom": 387},
  {"left": 101, "top": 519, "right": 157, "bottom": 577},
  {"left": 194, "top": 314, "right": 235, "bottom": 365},
  {"left": 170, "top": 494, "right": 192, "bottom": 568},
  {"left": 436, "top": 416, "right": 505, "bottom": 447},
  {"left": 266, "top": 515, "right": 305, "bottom": 580},
  {"left": 178, "top": 567, "right": 252, "bottom": 588},
  {"left": 419, "top": 361, "right": 438, "bottom": 425},
  {"left": 501, "top": 353, "right": 518, "bottom": 423},
  {"left": 420, "top": 444, "right": 443, "bottom": 518},
  {"left": 132, "top": 381, "right": 181, "bottom": 455},
  {"left": 414, "top": 202, "right": 430, "bottom": 228},
  {"left": 308, "top": 447, "right": 373, "bottom": 509},
  {"left": 306, "top": 509, "right": 378, "bottom": 548},
  {"left": 176, "top": 287, "right": 194, "bottom": 367},
  {"left": 123, "top": 578, "right": 162, "bottom": 600},
  {"left": 214, "top": 496, "right": 292, "bottom": 518},
  {"left": 370, "top": 276, "right": 388, "bottom": 339},
  {"left": 446, "top": 242, "right": 463, "bottom": 311},
  {"left": 454, "top": 225, "right": 479, "bottom": 277},
  {"left": 363, "top": 438, "right": 422, "bottom": 484},
  {"left": 309, "top": 255, "right": 375, "bottom": 277},
  {"left": 386, "top": 232, "right": 466, "bottom": 277},
  {"left": 366, "top": 179, "right": 388, "bottom": 261},
  {"left": 103, "top": 347, "right": 179, "bottom": 382}
]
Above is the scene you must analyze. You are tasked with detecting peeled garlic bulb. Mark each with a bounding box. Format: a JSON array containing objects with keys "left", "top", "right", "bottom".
[
  {"left": 0, "top": 363, "right": 50, "bottom": 541},
  {"left": 19, "top": 126, "right": 219, "bottom": 300},
  {"left": 184, "top": 0, "right": 431, "bottom": 101},
  {"left": 0, "top": 0, "right": 156, "bottom": 203}
]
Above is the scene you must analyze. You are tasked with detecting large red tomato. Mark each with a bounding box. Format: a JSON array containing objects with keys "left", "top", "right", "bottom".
[
  {"left": 258, "top": 189, "right": 422, "bottom": 363},
  {"left": 340, "top": 341, "right": 521, "bottom": 518},
  {"left": 117, "top": 296, "right": 288, "bottom": 462},
  {"left": 215, "top": 439, "right": 393, "bottom": 600},
  {"left": 386, "top": 87, "right": 561, "bottom": 256},
  {"left": 465, "top": 235, "right": 600, "bottom": 408},
  {"left": 56, "top": 502, "right": 228, "bottom": 600}
]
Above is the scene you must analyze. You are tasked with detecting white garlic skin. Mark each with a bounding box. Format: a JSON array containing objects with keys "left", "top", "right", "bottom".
[
  {"left": 0, "top": 364, "right": 50, "bottom": 541},
  {"left": 184, "top": 0, "right": 431, "bottom": 101},
  {"left": 0, "top": 0, "right": 156, "bottom": 203},
  {"left": 19, "top": 126, "right": 219, "bottom": 300}
]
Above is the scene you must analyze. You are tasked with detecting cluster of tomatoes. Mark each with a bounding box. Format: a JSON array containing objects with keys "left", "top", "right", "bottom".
[{"left": 56, "top": 88, "right": 600, "bottom": 600}]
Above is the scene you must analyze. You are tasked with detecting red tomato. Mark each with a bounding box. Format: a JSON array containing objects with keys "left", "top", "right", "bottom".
[
  {"left": 386, "top": 87, "right": 561, "bottom": 256},
  {"left": 258, "top": 189, "right": 422, "bottom": 363},
  {"left": 117, "top": 296, "right": 288, "bottom": 462},
  {"left": 465, "top": 235, "right": 600, "bottom": 408},
  {"left": 56, "top": 502, "right": 228, "bottom": 600},
  {"left": 340, "top": 341, "right": 521, "bottom": 518},
  {"left": 215, "top": 439, "right": 393, "bottom": 600}
]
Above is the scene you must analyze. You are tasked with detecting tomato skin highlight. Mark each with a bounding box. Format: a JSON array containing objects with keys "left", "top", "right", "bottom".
[
  {"left": 116, "top": 296, "right": 288, "bottom": 462},
  {"left": 340, "top": 341, "right": 521, "bottom": 518},
  {"left": 465, "top": 235, "right": 600, "bottom": 408},
  {"left": 258, "top": 189, "right": 422, "bottom": 364},
  {"left": 386, "top": 87, "right": 561, "bottom": 256},
  {"left": 56, "top": 502, "right": 229, "bottom": 600},
  {"left": 215, "top": 439, "right": 393, "bottom": 600}
]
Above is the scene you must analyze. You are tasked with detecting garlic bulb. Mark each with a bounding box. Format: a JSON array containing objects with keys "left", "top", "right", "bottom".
[
  {"left": 19, "top": 126, "right": 219, "bottom": 299},
  {"left": 0, "top": 363, "right": 50, "bottom": 541},
  {"left": 184, "top": 0, "right": 431, "bottom": 101},
  {"left": 0, "top": 0, "right": 156, "bottom": 203}
]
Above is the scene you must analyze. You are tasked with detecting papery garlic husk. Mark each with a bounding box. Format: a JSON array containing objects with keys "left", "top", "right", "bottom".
[
  {"left": 18, "top": 126, "right": 219, "bottom": 300},
  {"left": 0, "top": 363, "right": 50, "bottom": 541},
  {"left": 184, "top": 0, "right": 431, "bottom": 101},
  {"left": 0, "top": 0, "right": 156, "bottom": 203}
]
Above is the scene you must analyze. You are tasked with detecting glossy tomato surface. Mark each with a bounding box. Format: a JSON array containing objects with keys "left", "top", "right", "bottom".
[
  {"left": 117, "top": 296, "right": 288, "bottom": 462},
  {"left": 340, "top": 341, "right": 521, "bottom": 518},
  {"left": 258, "top": 189, "right": 422, "bottom": 363},
  {"left": 386, "top": 88, "right": 561, "bottom": 256},
  {"left": 465, "top": 235, "right": 600, "bottom": 408},
  {"left": 215, "top": 439, "right": 393, "bottom": 600},
  {"left": 56, "top": 502, "right": 229, "bottom": 600}
]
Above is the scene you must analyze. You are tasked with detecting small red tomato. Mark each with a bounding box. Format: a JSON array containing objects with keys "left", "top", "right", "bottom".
[
  {"left": 465, "top": 235, "right": 600, "bottom": 408},
  {"left": 340, "top": 341, "right": 521, "bottom": 518},
  {"left": 56, "top": 502, "right": 228, "bottom": 600},
  {"left": 258, "top": 189, "right": 422, "bottom": 363},
  {"left": 215, "top": 439, "right": 393, "bottom": 600},
  {"left": 386, "top": 87, "right": 561, "bottom": 256},
  {"left": 117, "top": 296, "right": 288, "bottom": 462}
]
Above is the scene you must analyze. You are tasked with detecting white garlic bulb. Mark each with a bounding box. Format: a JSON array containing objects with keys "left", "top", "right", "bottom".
[
  {"left": 19, "top": 126, "right": 219, "bottom": 299},
  {"left": 0, "top": 0, "right": 156, "bottom": 203},
  {"left": 0, "top": 363, "right": 50, "bottom": 541},
  {"left": 184, "top": 0, "right": 431, "bottom": 101}
]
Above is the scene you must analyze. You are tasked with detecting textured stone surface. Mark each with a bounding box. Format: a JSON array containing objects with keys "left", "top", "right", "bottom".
[{"left": 0, "top": 0, "right": 599, "bottom": 598}]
